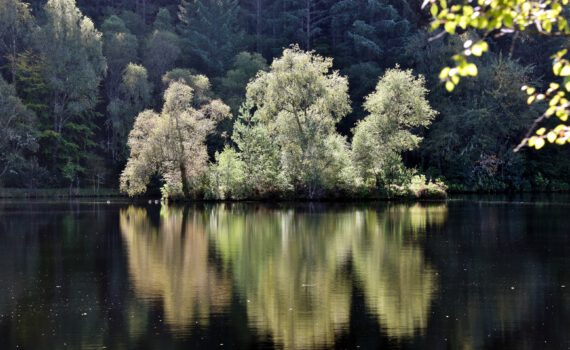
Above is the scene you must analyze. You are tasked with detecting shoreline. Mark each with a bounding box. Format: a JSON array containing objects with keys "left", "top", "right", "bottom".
[{"left": 1, "top": 187, "right": 569, "bottom": 201}]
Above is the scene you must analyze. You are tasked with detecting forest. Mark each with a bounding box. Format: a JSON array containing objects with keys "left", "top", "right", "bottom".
[{"left": 1, "top": 0, "right": 569, "bottom": 199}]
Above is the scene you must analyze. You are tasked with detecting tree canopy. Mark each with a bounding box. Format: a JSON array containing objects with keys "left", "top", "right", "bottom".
[{"left": 120, "top": 78, "right": 230, "bottom": 199}]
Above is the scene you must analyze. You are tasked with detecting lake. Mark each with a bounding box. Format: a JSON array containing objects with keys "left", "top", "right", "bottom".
[{"left": 0, "top": 196, "right": 569, "bottom": 349}]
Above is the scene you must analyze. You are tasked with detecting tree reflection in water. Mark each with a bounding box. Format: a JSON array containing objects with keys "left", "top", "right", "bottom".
[
  {"left": 2, "top": 199, "right": 567, "bottom": 349},
  {"left": 351, "top": 205, "right": 445, "bottom": 339},
  {"left": 119, "top": 203, "right": 446, "bottom": 348},
  {"left": 119, "top": 206, "right": 231, "bottom": 333}
]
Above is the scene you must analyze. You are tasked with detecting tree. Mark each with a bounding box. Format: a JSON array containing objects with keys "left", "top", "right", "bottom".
[
  {"left": 0, "top": 76, "right": 37, "bottom": 184},
  {"left": 351, "top": 68, "right": 436, "bottom": 188},
  {"left": 240, "top": 0, "right": 267, "bottom": 53},
  {"left": 424, "top": 55, "right": 537, "bottom": 190},
  {"left": 0, "top": 0, "right": 33, "bottom": 83},
  {"left": 118, "top": 10, "right": 148, "bottom": 37},
  {"left": 405, "top": 30, "right": 544, "bottom": 191},
  {"left": 330, "top": 0, "right": 413, "bottom": 129},
  {"left": 162, "top": 68, "right": 212, "bottom": 106},
  {"left": 338, "top": 61, "right": 382, "bottom": 131},
  {"left": 330, "top": 0, "right": 411, "bottom": 66},
  {"left": 207, "top": 147, "right": 246, "bottom": 199},
  {"left": 107, "top": 63, "right": 153, "bottom": 161},
  {"left": 120, "top": 79, "right": 230, "bottom": 199},
  {"left": 178, "top": 0, "right": 243, "bottom": 76},
  {"left": 230, "top": 116, "right": 286, "bottom": 197},
  {"left": 239, "top": 0, "right": 301, "bottom": 57},
  {"left": 34, "top": 0, "right": 106, "bottom": 178},
  {"left": 101, "top": 15, "right": 139, "bottom": 157},
  {"left": 217, "top": 51, "right": 268, "bottom": 115},
  {"left": 242, "top": 46, "right": 353, "bottom": 197},
  {"left": 426, "top": 0, "right": 570, "bottom": 150},
  {"left": 118, "top": 64, "right": 153, "bottom": 117},
  {"left": 36, "top": 0, "right": 106, "bottom": 135},
  {"left": 101, "top": 15, "right": 139, "bottom": 102},
  {"left": 153, "top": 7, "right": 174, "bottom": 32},
  {"left": 143, "top": 29, "right": 180, "bottom": 87},
  {"left": 287, "top": 0, "right": 335, "bottom": 51}
]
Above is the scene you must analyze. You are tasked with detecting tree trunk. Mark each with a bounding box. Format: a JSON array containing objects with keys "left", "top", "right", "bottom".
[
  {"left": 173, "top": 114, "right": 191, "bottom": 198},
  {"left": 52, "top": 98, "right": 65, "bottom": 168},
  {"left": 180, "top": 162, "right": 191, "bottom": 198}
]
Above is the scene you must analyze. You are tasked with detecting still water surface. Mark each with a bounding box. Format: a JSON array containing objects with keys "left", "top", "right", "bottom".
[{"left": 0, "top": 196, "right": 569, "bottom": 349}]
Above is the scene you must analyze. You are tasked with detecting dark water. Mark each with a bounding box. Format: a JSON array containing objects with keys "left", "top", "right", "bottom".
[{"left": 0, "top": 196, "right": 569, "bottom": 349}]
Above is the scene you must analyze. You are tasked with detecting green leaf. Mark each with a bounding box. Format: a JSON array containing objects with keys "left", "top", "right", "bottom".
[
  {"left": 439, "top": 67, "right": 451, "bottom": 80},
  {"left": 430, "top": 4, "right": 438, "bottom": 17},
  {"left": 444, "top": 21, "right": 457, "bottom": 34},
  {"left": 471, "top": 41, "right": 488, "bottom": 56},
  {"left": 462, "top": 6, "right": 474, "bottom": 16},
  {"left": 553, "top": 61, "right": 564, "bottom": 75},
  {"left": 546, "top": 106, "right": 557, "bottom": 116},
  {"left": 560, "top": 65, "right": 570, "bottom": 76},
  {"left": 464, "top": 63, "right": 478, "bottom": 76},
  {"left": 503, "top": 14, "right": 513, "bottom": 27}
]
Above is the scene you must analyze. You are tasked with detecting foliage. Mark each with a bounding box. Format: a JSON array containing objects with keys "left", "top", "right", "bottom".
[
  {"left": 0, "top": 76, "right": 37, "bottom": 185},
  {"left": 34, "top": 0, "right": 106, "bottom": 182},
  {"left": 0, "top": 0, "right": 33, "bottom": 83},
  {"left": 162, "top": 69, "right": 212, "bottom": 106},
  {"left": 101, "top": 15, "right": 139, "bottom": 102},
  {"left": 406, "top": 32, "right": 539, "bottom": 191},
  {"left": 120, "top": 79, "right": 231, "bottom": 199},
  {"left": 107, "top": 63, "right": 153, "bottom": 161},
  {"left": 154, "top": 8, "right": 175, "bottom": 32},
  {"left": 0, "top": 0, "right": 567, "bottom": 193},
  {"left": 178, "top": 0, "right": 243, "bottom": 76},
  {"left": 388, "top": 174, "right": 447, "bottom": 199},
  {"left": 35, "top": 0, "right": 107, "bottom": 133},
  {"left": 330, "top": 0, "right": 412, "bottom": 66},
  {"left": 426, "top": 0, "right": 570, "bottom": 150},
  {"left": 217, "top": 51, "right": 268, "bottom": 115},
  {"left": 207, "top": 147, "right": 247, "bottom": 199},
  {"left": 242, "top": 46, "right": 353, "bottom": 198},
  {"left": 143, "top": 29, "right": 180, "bottom": 85},
  {"left": 231, "top": 118, "right": 288, "bottom": 198},
  {"left": 351, "top": 68, "right": 437, "bottom": 190}
]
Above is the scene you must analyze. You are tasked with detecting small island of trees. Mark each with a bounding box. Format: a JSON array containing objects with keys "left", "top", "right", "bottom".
[{"left": 120, "top": 47, "right": 445, "bottom": 200}]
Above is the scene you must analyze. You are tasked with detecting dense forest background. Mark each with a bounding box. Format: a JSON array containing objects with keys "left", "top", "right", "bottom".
[{"left": 1, "top": 0, "right": 569, "bottom": 193}]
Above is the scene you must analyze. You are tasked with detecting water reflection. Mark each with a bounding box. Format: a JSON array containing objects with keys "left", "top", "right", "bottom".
[
  {"left": 120, "top": 206, "right": 231, "bottom": 333},
  {"left": 351, "top": 205, "right": 443, "bottom": 338},
  {"left": 208, "top": 206, "right": 354, "bottom": 349},
  {"left": 425, "top": 202, "right": 551, "bottom": 349},
  {"left": 119, "top": 203, "right": 446, "bottom": 348},
  {"left": 2, "top": 198, "right": 570, "bottom": 349}
]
